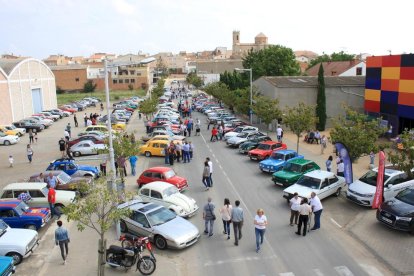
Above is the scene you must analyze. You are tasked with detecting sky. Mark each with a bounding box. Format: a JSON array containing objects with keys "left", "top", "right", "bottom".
[{"left": 0, "top": 0, "right": 413, "bottom": 59}]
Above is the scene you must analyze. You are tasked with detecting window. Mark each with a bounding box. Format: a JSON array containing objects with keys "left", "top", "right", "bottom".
[
  {"left": 125, "top": 79, "right": 129, "bottom": 84},
  {"left": 143, "top": 172, "right": 152, "bottom": 177},
  {"left": 75, "top": 78, "right": 79, "bottom": 82},
  {"left": 132, "top": 212, "right": 150, "bottom": 228},
  {"left": 1, "top": 190, "right": 13, "bottom": 198},
  {"left": 0, "top": 209, "right": 15, "bottom": 217},
  {"left": 68, "top": 164, "right": 76, "bottom": 170},
  {"left": 129, "top": 70, "right": 135, "bottom": 75},
  {"left": 151, "top": 191, "right": 162, "bottom": 199},
  {"left": 329, "top": 176, "right": 339, "bottom": 185},
  {"left": 29, "top": 190, "right": 46, "bottom": 198},
  {"left": 140, "top": 189, "right": 149, "bottom": 196},
  {"left": 130, "top": 79, "right": 135, "bottom": 83},
  {"left": 320, "top": 179, "right": 329, "bottom": 189},
  {"left": 152, "top": 173, "right": 162, "bottom": 179},
  {"left": 113, "top": 80, "right": 118, "bottom": 84},
  {"left": 119, "top": 79, "right": 124, "bottom": 84},
  {"left": 57, "top": 164, "right": 66, "bottom": 170},
  {"left": 153, "top": 143, "right": 160, "bottom": 148},
  {"left": 356, "top": 67, "right": 362, "bottom": 76}
]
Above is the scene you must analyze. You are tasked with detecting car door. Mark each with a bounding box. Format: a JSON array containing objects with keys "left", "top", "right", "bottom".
[
  {"left": 27, "top": 189, "right": 48, "bottom": 208},
  {"left": 149, "top": 190, "right": 166, "bottom": 208},
  {"left": 317, "top": 179, "right": 331, "bottom": 199},
  {"left": 385, "top": 173, "right": 414, "bottom": 199},
  {"left": 66, "top": 163, "right": 77, "bottom": 176},
  {"left": 151, "top": 172, "right": 163, "bottom": 182},
  {"left": 0, "top": 208, "right": 19, "bottom": 228},
  {"left": 130, "top": 211, "right": 152, "bottom": 237},
  {"left": 152, "top": 143, "right": 161, "bottom": 156},
  {"left": 81, "top": 143, "right": 93, "bottom": 155}
]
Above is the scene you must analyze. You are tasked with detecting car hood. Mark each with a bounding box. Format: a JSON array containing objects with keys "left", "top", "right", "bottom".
[
  {"left": 273, "top": 170, "right": 300, "bottom": 179},
  {"left": 381, "top": 198, "right": 414, "bottom": 217},
  {"left": 165, "top": 194, "right": 197, "bottom": 212},
  {"left": 260, "top": 159, "right": 284, "bottom": 167},
  {"left": 23, "top": 207, "right": 50, "bottom": 219},
  {"left": 153, "top": 216, "right": 199, "bottom": 242},
  {"left": 228, "top": 137, "right": 246, "bottom": 143},
  {"left": 349, "top": 180, "right": 375, "bottom": 195},
  {"left": 78, "top": 165, "right": 98, "bottom": 173},
  {"left": 0, "top": 227, "right": 37, "bottom": 248},
  {"left": 284, "top": 184, "right": 316, "bottom": 199},
  {"left": 225, "top": 132, "right": 238, "bottom": 137},
  {"left": 167, "top": 176, "right": 187, "bottom": 186},
  {"left": 249, "top": 149, "right": 269, "bottom": 155},
  {"left": 55, "top": 190, "right": 76, "bottom": 203}
]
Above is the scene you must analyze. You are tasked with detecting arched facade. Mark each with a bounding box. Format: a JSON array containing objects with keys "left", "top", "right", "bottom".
[{"left": 0, "top": 58, "right": 56, "bottom": 124}]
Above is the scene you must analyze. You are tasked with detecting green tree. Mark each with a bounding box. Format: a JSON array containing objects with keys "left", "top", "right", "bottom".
[
  {"left": 316, "top": 64, "right": 327, "bottom": 131},
  {"left": 56, "top": 86, "right": 64, "bottom": 94},
  {"left": 139, "top": 98, "right": 157, "bottom": 116},
  {"left": 283, "top": 103, "right": 318, "bottom": 153},
  {"left": 387, "top": 130, "right": 414, "bottom": 178},
  {"left": 329, "top": 107, "right": 385, "bottom": 162},
  {"left": 127, "top": 84, "right": 134, "bottom": 91},
  {"left": 308, "top": 51, "right": 356, "bottom": 69},
  {"left": 186, "top": 72, "right": 203, "bottom": 88},
  {"left": 252, "top": 96, "right": 281, "bottom": 133},
  {"left": 64, "top": 177, "right": 132, "bottom": 276},
  {"left": 83, "top": 80, "right": 97, "bottom": 93},
  {"left": 242, "top": 45, "right": 301, "bottom": 80},
  {"left": 156, "top": 57, "right": 168, "bottom": 77}
]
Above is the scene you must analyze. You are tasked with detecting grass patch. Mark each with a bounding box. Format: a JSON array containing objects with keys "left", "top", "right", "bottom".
[{"left": 57, "top": 89, "right": 146, "bottom": 105}]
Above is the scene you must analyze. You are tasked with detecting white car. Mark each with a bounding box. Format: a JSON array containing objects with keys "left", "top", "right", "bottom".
[
  {"left": 39, "top": 112, "right": 60, "bottom": 121},
  {"left": 28, "top": 117, "right": 53, "bottom": 127},
  {"left": 283, "top": 170, "right": 346, "bottom": 201},
  {"left": 226, "top": 131, "right": 263, "bottom": 147},
  {"left": 346, "top": 166, "right": 414, "bottom": 206},
  {"left": 0, "top": 133, "right": 19, "bottom": 146},
  {"left": 0, "top": 219, "right": 39, "bottom": 265},
  {"left": 137, "top": 181, "right": 198, "bottom": 217},
  {"left": 70, "top": 140, "right": 107, "bottom": 157},
  {"left": 0, "top": 183, "right": 76, "bottom": 214},
  {"left": 224, "top": 126, "right": 258, "bottom": 141}
]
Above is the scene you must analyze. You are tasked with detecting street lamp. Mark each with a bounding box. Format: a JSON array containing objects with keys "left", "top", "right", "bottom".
[{"left": 235, "top": 68, "right": 253, "bottom": 124}]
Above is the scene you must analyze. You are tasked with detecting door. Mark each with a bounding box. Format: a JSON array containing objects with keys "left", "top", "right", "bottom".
[
  {"left": 27, "top": 189, "right": 48, "bottom": 208},
  {"left": 32, "top": 89, "right": 43, "bottom": 114}
]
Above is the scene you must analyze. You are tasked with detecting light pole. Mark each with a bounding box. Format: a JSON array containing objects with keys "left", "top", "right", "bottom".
[{"left": 235, "top": 68, "right": 253, "bottom": 124}]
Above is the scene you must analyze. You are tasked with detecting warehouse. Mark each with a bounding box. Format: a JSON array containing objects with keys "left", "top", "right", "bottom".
[{"left": 0, "top": 58, "right": 57, "bottom": 125}]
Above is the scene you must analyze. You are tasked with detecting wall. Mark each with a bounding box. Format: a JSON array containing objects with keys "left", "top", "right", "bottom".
[
  {"left": 53, "top": 68, "right": 87, "bottom": 90},
  {"left": 0, "top": 70, "right": 13, "bottom": 124},
  {"left": 340, "top": 62, "right": 366, "bottom": 76}
]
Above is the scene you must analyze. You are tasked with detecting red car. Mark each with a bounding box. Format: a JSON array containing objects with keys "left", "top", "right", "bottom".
[
  {"left": 137, "top": 167, "right": 188, "bottom": 191},
  {"left": 67, "top": 136, "right": 105, "bottom": 148},
  {"left": 248, "top": 141, "right": 287, "bottom": 161},
  {"left": 59, "top": 106, "right": 76, "bottom": 114}
]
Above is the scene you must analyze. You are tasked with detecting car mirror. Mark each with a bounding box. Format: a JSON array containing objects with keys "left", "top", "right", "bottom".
[{"left": 387, "top": 184, "right": 393, "bottom": 188}]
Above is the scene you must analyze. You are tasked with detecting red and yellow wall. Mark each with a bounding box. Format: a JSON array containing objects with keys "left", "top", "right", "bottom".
[{"left": 365, "top": 54, "right": 414, "bottom": 119}]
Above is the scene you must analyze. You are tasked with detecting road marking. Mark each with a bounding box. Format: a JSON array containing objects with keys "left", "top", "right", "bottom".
[
  {"left": 312, "top": 268, "right": 324, "bottom": 276},
  {"left": 330, "top": 218, "right": 343, "bottom": 228},
  {"left": 334, "top": 266, "right": 354, "bottom": 276},
  {"left": 204, "top": 255, "right": 277, "bottom": 267},
  {"left": 280, "top": 273, "right": 295, "bottom": 276},
  {"left": 359, "top": 264, "right": 384, "bottom": 276}
]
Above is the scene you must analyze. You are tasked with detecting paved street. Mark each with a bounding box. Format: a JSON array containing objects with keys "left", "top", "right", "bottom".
[{"left": 0, "top": 94, "right": 412, "bottom": 276}]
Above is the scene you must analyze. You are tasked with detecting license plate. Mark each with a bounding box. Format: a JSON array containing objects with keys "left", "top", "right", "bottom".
[
  {"left": 275, "top": 182, "right": 283, "bottom": 186},
  {"left": 381, "top": 216, "right": 393, "bottom": 224},
  {"left": 251, "top": 157, "right": 257, "bottom": 160},
  {"left": 262, "top": 168, "right": 269, "bottom": 172}
]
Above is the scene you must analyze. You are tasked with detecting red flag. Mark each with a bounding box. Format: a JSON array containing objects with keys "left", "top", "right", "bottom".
[{"left": 372, "top": 151, "right": 385, "bottom": 209}]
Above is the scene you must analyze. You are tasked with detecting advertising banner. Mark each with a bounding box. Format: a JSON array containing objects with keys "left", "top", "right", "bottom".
[
  {"left": 372, "top": 151, "right": 386, "bottom": 209},
  {"left": 335, "top": 143, "right": 353, "bottom": 185}
]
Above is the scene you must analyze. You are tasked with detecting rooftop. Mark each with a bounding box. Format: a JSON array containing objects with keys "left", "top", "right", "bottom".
[
  {"left": 306, "top": 60, "right": 364, "bottom": 76},
  {"left": 0, "top": 58, "right": 26, "bottom": 75},
  {"left": 259, "top": 76, "right": 365, "bottom": 88}
]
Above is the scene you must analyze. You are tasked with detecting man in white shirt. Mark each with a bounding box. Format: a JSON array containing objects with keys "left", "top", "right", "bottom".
[
  {"left": 296, "top": 198, "right": 312, "bottom": 236},
  {"left": 206, "top": 157, "right": 213, "bottom": 187},
  {"left": 276, "top": 126, "right": 283, "bottom": 142},
  {"left": 309, "top": 192, "right": 323, "bottom": 230},
  {"left": 289, "top": 193, "right": 301, "bottom": 226},
  {"left": 337, "top": 160, "right": 345, "bottom": 177}
]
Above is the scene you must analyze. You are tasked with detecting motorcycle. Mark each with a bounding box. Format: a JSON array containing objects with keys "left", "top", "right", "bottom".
[
  {"left": 106, "top": 236, "right": 156, "bottom": 275},
  {"left": 120, "top": 233, "right": 156, "bottom": 262}
]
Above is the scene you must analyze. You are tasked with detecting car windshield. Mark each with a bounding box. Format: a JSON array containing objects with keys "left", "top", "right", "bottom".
[
  {"left": 395, "top": 188, "right": 414, "bottom": 205},
  {"left": 297, "top": 176, "right": 321, "bottom": 189},
  {"left": 8, "top": 125, "right": 16, "bottom": 130},
  {"left": 359, "top": 170, "right": 391, "bottom": 186},
  {"left": 147, "top": 207, "right": 176, "bottom": 226},
  {"left": 41, "top": 187, "right": 49, "bottom": 196},
  {"left": 0, "top": 220, "right": 7, "bottom": 234},
  {"left": 164, "top": 170, "right": 176, "bottom": 179},
  {"left": 15, "top": 201, "right": 29, "bottom": 215},
  {"left": 257, "top": 144, "right": 271, "bottom": 150},
  {"left": 163, "top": 186, "right": 179, "bottom": 197},
  {"left": 237, "top": 133, "right": 248, "bottom": 138},
  {"left": 284, "top": 163, "right": 302, "bottom": 173},
  {"left": 57, "top": 172, "right": 71, "bottom": 184},
  {"left": 271, "top": 152, "right": 285, "bottom": 160}
]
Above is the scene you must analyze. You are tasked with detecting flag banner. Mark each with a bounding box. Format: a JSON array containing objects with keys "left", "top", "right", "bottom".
[
  {"left": 335, "top": 143, "right": 353, "bottom": 184},
  {"left": 372, "top": 151, "right": 386, "bottom": 209}
]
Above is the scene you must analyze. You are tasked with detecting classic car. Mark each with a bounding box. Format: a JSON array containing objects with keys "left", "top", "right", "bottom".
[
  {"left": 377, "top": 187, "right": 414, "bottom": 234},
  {"left": 140, "top": 140, "right": 169, "bottom": 157},
  {"left": 59, "top": 106, "right": 76, "bottom": 114},
  {"left": 272, "top": 159, "right": 320, "bottom": 187},
  {"left": 0, "top": 125, "right": 25, "bottom": 137},
  {"left": 138, "top": 182, "right": 198, "bottom": 217},
  {"left": 77, "top": 131, "right": 107, "bottom": 139},
  {"left": 67, "top": 135, "right": 105, "bottom": 148},
  {"left": 283, "top": 170, "right": 346, "bottom": 202},
  {"left": 0, "top": 133, "right": 19, "bottom": 146},
  {"left": 137, "top": 167, "right": 188, "bottom": 191},
  {"left": 248, "top": 141, "right": 287, "bottom": 161},
  {"left": 69, "top": 140, "right": 107, "bottom": 157},
  {"left": 46, "top": 158, "right": 100, "bottom": 178},
  {"left": 238, "top": 136, "right": 272, "bottom": 154},
  {"left": 0, "top": 200, "right": 51, "bottom": 230},
  {"left": 223, "top": 126, "right": 258, "bottom": 141},
  {"left": 119, "top": 200, "right": 200, "bottom": 250},
  {"left": 0, "top": 256, "right": 15, "bottom": 275},
  {"left": 226, "top": 132, "right": 267, "bottom": 148},
  {"left": 27, "top": 116, "right": 53, "bottom": 128},
  {"left": 97, "top": 116, "right": 127, "bottom": 131},
  {"left": 28, "top": 171, "right": 92, "bottom": 193},
  {"left": 12, "top": 121, "right": 44, "bottom": 132},
  {"left": 347, "top": 166, "right": 414, "bottom": 207},
  {"left": 259, "top": 150, "right": 303, "bottom": 173},
  {"left": 38, "top": 112, "right": 60, "bottom": 121},
  {"left": 0, "top": 219, "right": 39, "bottom": 265},
  {"left": 85, "top": 125, "right": 119, "bottom": 134}
]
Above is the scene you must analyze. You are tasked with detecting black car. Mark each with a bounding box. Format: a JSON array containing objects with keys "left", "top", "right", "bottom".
[
  {"left": 238, "top": 136, "right": 272, "bottom": 154},
  {"left": 12, "top": 121, "right": 44, "bottom": 132},
  {"left": 377, "top": 187, "right": 414, "bottom": 234}
]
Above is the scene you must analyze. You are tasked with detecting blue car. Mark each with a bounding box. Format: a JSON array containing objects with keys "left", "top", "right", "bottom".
[
  {"left": 259, "top": 150, "right": 303, "bottom": 173},
  {"left": 0, "top": 256, "right": 15, "bottom": 275},
  {"left": 0, "top": 200, "right": 51, "bottom": 230},
  {"left": 46, "top": 158, "right": 100, "bottom": 178}
]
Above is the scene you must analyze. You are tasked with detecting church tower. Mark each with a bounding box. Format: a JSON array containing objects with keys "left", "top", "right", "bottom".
[{"left": 233, "top": 30, "right": 240, "bottom": 47}]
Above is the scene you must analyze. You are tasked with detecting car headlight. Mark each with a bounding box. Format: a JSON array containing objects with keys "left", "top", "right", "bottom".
[
  {"left": 362, "top": 193, "right": 374, "bottom": 198},
  {"left": 283, "top": 192, "right": 289, "bottom": 197},
  {"left": 397, "top": 216, "right": 412, "bottom": 221}
]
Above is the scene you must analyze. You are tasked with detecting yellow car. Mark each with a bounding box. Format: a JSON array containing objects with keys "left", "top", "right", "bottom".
[
  {"left": 140, "top": 140, "right": 169, "bottom": 157},
  {"left": 148, "top": 135, "right": 185, "bottom": 144},
  {"left": 85, "top": 125, "right": 120, "bottom": 134},
  {"left": 111, "top": 122, "right": 126, "bottom": 131},
  {"left": 0, "top": 125, "right": 25, "bottom": 136}
]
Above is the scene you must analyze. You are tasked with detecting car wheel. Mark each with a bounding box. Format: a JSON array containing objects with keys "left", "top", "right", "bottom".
[
  {"left": 17, "top": 133, "right": 23, "bottom": 137},
  {"left": 335, "top": 187, "right": 342, "bottom": 197},
  {"left": 120, "top": 220, "right": 128, "bottom": 233},
  {"left": 4, "top": 140, "right": 10, "bottom": 146},
  {"left": 6, "top": 252, "right": 23, "bottom": 265},
  {"left": 145, "top": 151, "right": 151, "bottom": 157},
  {"left": 25, "top": 224, "right": 37, "bottom": 231},
  {"left": 55, "top": 205, "right": 64, "bottom": 215},
  {"left": 73, "top": 151, "right": 81, "bottom": 157},
  {"left": 154, "top": 235, "right": 167, "bottom": 250}
]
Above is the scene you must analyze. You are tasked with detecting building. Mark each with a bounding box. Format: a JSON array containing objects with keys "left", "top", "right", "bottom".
[
  {"left": 253, "top": 76, "right": 365, "bottom": 128},
  {"left": 364, "top": 54, "right": 414, "bottom": 134},
  {"left": 294, "top": 50, "right": 318, "bottom": 64},
  {"left": 0, "top": 58, "right": 57, "bottom": 125},
  {"left": 50, "top": 64, "right": 88, "bottom": 91},
  {"left": 306, "top": 60, "right": 366, "bottom": 77},
  {"left": 43, "top": 55, "right": 69, "bottom": 66},
  {"left": 231, "top": 31, "right": 269, "bottom": 58}
]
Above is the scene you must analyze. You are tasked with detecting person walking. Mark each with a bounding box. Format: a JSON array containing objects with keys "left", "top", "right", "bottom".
[
  {"left": 254, "top": 209, "right": 267, "bottom": 253},
  {"left": 206, "top": 157, "right": 213, "bottom": 187},
  {"left": 189, "top": 141, "right": 194, "bottom": 159},
  {"left": 64, "top": 130, "right": 70, "bottom": 142},
  {"left": 369, "top": 151, "right": 375, "bottom": 168},
  {"left": 276, "top": 126, "right": 283, "bottom": 142},
  {"left": 117, "top": 156, "right": 127, "bottom": 178},
  {"left": 326, "top": 156, "right": 333, "bottom": 172},
  {"left": 46, "top": 172, "right": 58, "bottom": 188},
  {"left": 28, "top": 129, "right": 34, "bottom": 144},
  {"left": 210, "top": 127, "right": 218, "bottom": 142},
  {"left": 182, "top": 142, "right": 190, "bottom": 163},
  {"left": 203, "top": 197, "right": 215, "bottom": 237},
  {"left": 83, "top": 113, "right": 88, "bottom": 127},
  {"left": 296, "top": 198, "right": 312, "bottom": 236},
  {"left": 129, "top": 155, "right": 138, "bottom": 176},
  {"left": 8, "top": 155, "right": 14, "bottom": 168},
  {"left": 34, "top": 131, "right": 38, "bottom": 144},
  {"left": 27, "top": 144, "right": 34, "bottom": 163},
  {"left": 219, "top": 198, "right": 232, "bottom": 240},
  {"left": 168, "top": 143, "right": 175, "bottom": 166},
  {"left": 47, "top": 184, "right": 60, "bottom": 219},
  {"left": 66, "top": 123, "right": 71, "bottom": 138},
  {"left": 202, "top": 161, "right": 211, "bottom": 191},
  {"left": 195, "top": 119, "right": 201, "bottom": 136},
  {"left": 337, "top": 159, "right": 345, "bottom": 177},
  {"left": 175, "top": 143, "right": 182, "bottom": 163},
  {"left": 59, "top": 138, "right": 66, "bottom": 158},
  {"left": 163, "top": 146, "right": 170, "bottom": 165},
  {"left": 231, "top": 200, "right": 244, "bottom": 246},
  {"left": 320, "top": 135, "right": 327, "bottom": 154},
  {"left": 73, "top": 114, "right": 78, "bottom": 127},
  {"left": 310, "top": 192, "right": 323, "bottom": 230},
  {"left": 55, "top": 220, "right": 70, "bottom": 265},
  {"left": 187, "top": 121, "right": 192, "bottom": 137},
  {"left": 289, "top": 193, "right": 301, "bottom": 226}
]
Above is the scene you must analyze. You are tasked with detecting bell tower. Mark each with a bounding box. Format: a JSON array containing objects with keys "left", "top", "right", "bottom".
[{"left": 233, "top": 30, "right": 240, "bottom": 47}]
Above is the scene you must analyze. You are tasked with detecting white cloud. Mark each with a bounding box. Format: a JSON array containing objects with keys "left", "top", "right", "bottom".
[{"left": 111, "top": 0, "right": 136, "bottom": 16}]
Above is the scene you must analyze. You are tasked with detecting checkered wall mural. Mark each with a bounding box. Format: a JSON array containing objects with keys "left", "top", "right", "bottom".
[{"left": 365, "top": 54, "right": 414, "bottom": 119}]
